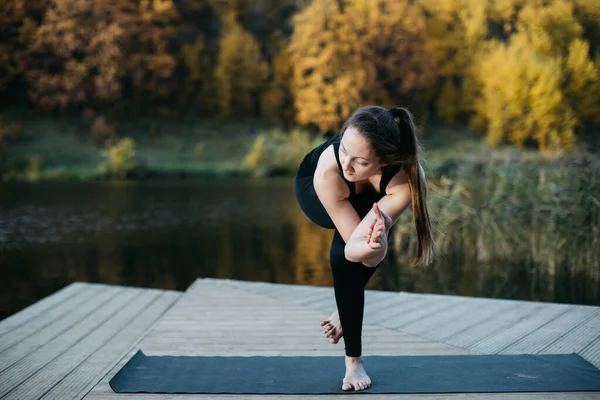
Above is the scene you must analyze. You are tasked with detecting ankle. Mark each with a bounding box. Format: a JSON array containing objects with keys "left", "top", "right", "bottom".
[{"left": 345, "top": 355, "right": 363, "bottom": 364}]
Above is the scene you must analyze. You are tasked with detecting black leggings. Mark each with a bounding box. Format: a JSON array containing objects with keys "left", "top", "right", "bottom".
[{"left": 294, "top": 174, "right": 379, "bottom": 357}]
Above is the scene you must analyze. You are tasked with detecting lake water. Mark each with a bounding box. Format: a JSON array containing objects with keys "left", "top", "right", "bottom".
[{"left": 1, "top": 178, "right": 598, "bottom": 320}]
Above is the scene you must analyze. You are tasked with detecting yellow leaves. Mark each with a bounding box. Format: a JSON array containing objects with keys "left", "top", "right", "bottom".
[
  {"left": 416, "top": 0, "right": 490, "bottom": 121},
  {"left": 517, "top": 0, "right": 582, "bottom": 57},
  {"left": 474, "top": 34, "right": 576, "bottom": 152},
  {"left": 214, "top": 13, "right": 268, "bottom": 119},
  {"left": 564, "top": 39, "right": 600, "bottom": 124},
  {"left": 181, "top": 37, "right": 207, "bottom": 83},
  {"left": 289, "top": 0, "right": 435, "bottom": 133},
  {"left": 436, "top": 80, "right": 460, "bottom": 125},
  {"left": 261, "top": 44, "right": 296, "bottom": 124},
  {"left": 100, "top": 137, "right": 137, "bottom": 179}
]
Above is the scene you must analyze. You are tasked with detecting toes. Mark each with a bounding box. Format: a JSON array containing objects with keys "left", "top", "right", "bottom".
[{"left": 342, "top": 381, "right": 352, "bottom": 391}]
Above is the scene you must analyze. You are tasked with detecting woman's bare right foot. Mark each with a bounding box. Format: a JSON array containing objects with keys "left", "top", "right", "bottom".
[{"left": 320, "top": 311, "right": 343, "bottom": 344}]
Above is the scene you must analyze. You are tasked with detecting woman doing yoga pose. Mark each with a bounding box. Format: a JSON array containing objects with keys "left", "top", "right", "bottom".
[{"left": 294, "top": 105, "right": 435, "bottom": 391}]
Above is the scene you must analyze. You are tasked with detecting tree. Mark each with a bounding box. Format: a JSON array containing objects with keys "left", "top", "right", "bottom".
[
  {"left": 213, "top": 11, "right": 269, "bottom": 119},
  {"left": 288, "top": 0, "right": 435, "bottom": 133},
  {"left": 564, "top": 39, "right": 600, "bottom": 125},
  {"left": 122, "top": 0, "right": 180, "bottom": 115},
  {"left": 472, "top": 0, "right": 599, "bottom": 151},
  {"left": 0, "top": 0, "right": 47, "bottom": 99},
  {"left": 416, "top": 0, "right": 495, "bottom": 125},
  {"left": 261, "top": 34, "right": 296, "bottom": 126},
  {"left": 474, "top": 34, "right": 576, "bottom": 152},
  {"left": 26, "top": 0, "right": 125, "bottom": 110}
]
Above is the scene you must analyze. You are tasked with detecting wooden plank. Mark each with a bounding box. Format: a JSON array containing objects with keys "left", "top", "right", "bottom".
[
  {"left": 579, "top": 334, "right": 600, "bottom": 368},
  {"left": 542, "top": 311, "right": 600, "bottom": 355},
  {"left": 0, "top": 285, "right": 104, "bottom": 354},
  {"left": 365, "top": 293, "right": 419, "bottom": 315},
  {"left": 0, "top": 286, "right": 136, "bottom": 398},
  {"left": 445, "top": 302, "right": 543, "bottom": 348},
  {"left": 365, "top": 290, "right": 402, "bottom": 306},
  {"left": 301, "top": 295, "right": 336, "bottom": 311},
  {"left": 3, "top": 289, "right": 163, "bottom": 400},
  {"left": 366, "top": 294, "right": 437, "bottom": 325},
  {"left": 399, "top": 298, "right": 498, "bottom": 333},
  {"left": 0, "top": 285, "right": 117, "bottom": 373},
  {"left": 275, "top": 286, "right": 331, "bottom": 303},
  {"left": 39, "top": 291, "right": 181, "bottom": 400},
  {"left": 298, "top": 292, "right": 334, "bottom": 308},
  {"left": 384, "top": 296, "right": 469, "bottom": 330},
  {"left": 500, "top": 307, "right": 599, "bottom": 354},
  {"left": 469, "top": 304, "right": 573, "bottom": 354},
  {"left": 0, "top": 282, "right": 85, "bottom": 338},
  {"left": 433, "top": 301, "right": 517, "bottom": 342}
]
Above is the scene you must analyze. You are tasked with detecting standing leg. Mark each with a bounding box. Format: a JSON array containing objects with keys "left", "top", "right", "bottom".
[{"left": 329, "top": 229, "right": 378, "bottom": 357}]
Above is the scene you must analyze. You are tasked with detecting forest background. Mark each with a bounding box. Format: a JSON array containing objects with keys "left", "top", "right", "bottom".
[{"left": 0, "top": 0, "right": 599, "bottom": 282}]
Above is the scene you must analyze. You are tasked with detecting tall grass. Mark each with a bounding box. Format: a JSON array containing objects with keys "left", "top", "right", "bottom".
[{"left": 390, "top": 154, "right": 600, "bottom": 279}]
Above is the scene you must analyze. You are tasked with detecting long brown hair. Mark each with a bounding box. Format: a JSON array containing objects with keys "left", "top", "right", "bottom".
[{"left": 339, "top": 105, "right": 436, "bottom": 266}]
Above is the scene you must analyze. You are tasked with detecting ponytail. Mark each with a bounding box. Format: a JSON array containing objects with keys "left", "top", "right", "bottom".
[{"left": 388, "top": 107, "right": 436, "bottom": 266}]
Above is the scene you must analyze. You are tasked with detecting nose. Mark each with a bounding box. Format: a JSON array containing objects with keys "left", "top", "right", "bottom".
[{"left": 341, "top": 157, "right": 352, "bottom": 172}]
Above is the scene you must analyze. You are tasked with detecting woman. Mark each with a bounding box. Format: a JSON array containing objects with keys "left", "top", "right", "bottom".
[{"left": 294, "top": 105, "right": 435, "bottom": 391}]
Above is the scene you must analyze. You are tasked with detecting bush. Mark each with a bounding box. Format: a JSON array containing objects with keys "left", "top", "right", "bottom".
[
  {"left": 99, "top": 137, "right": 138, "bottom": 179},
  {"left": 243, "top": 128, "right": 322, "bottom": 177}
]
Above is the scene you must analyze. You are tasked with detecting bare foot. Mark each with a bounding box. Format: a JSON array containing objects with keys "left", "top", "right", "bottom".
[
  {"left": 320, "top": 311, "right": 343, "bottom": 344},
  {"left": 342, "top": 356, "right": 372, "bottom": 391}
]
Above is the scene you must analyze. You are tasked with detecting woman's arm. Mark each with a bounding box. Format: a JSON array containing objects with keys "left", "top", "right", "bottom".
[
  {"left": 344, "top": 170, "right": 413, "bottom": 266},
  {"left": 313, "top": 168, "right": 362, "bottom": 244}
]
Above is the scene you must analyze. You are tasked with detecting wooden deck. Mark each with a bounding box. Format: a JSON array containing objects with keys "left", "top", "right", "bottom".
[{"left": 0, "top": 278, "right": 599, "bottom": 399}]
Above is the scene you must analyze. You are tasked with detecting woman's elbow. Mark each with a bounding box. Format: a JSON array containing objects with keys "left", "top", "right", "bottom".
[
  {"left": 361, "top": 259, "right": 379, "bottom": 268},
  {"left": 344, "top": 245, "right": 378, "bottom": 267},
  {"left": 344, "top": 245, "right": 360, "bottom": 263}
]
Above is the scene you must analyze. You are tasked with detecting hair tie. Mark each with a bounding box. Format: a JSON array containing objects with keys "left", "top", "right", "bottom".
[{"left": 387, "top": 107, "right": 404, "bottom": 120}]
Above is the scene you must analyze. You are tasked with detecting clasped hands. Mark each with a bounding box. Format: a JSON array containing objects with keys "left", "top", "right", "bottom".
[{"left": 366, "top": 203, "right": 392, "bottom": 249}]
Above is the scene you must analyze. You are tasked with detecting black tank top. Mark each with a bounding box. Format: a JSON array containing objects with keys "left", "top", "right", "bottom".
[{"left": 296, "top": 133, "right": 400, "bottom": 197}]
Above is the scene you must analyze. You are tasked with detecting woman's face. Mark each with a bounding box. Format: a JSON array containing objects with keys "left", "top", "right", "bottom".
[{"left": 339, "top": 126, "right": 387, "bottom": 182}]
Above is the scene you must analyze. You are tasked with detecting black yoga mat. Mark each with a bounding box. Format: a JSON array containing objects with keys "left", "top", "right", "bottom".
[{"left": 110, "top": 350, "right": 600, "bottom": 394}]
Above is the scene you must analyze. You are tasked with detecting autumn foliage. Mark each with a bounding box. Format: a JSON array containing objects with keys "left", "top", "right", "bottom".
[{"left": 0, "top": 0, "right": 598, "bottom": 151}]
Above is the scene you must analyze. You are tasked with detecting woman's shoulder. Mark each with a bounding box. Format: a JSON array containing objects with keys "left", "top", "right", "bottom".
[
  {"left": 315, "top": 141, "right": 341, "bottom": 177},
  {"left": 384, "top": 166, "right": 409, "bottom": 195},
  {"left": 314, "top": 141, "right": 350, "bottom": 198}
]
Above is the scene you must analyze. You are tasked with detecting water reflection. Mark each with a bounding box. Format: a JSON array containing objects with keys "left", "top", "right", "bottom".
[{"left": 0, "top": 178, "right": 598, "bottom": 320}]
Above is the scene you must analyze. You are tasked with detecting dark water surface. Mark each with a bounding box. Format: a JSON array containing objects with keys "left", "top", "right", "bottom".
[{"left": 1, "top": 178, "right": 598, "bottom": 320}]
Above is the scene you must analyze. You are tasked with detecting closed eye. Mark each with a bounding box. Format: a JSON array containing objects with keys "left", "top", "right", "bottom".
[{"left": 341, "top": 145, "right": 369, "bottom": 165}]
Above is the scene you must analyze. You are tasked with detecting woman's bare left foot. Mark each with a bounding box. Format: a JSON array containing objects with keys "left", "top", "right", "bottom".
[
  {"left": 342, "top": 356, "right": 372, "bottom": 391},
  {"left": 320, "top": 311, "right": 343, "bottom": 344}
]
